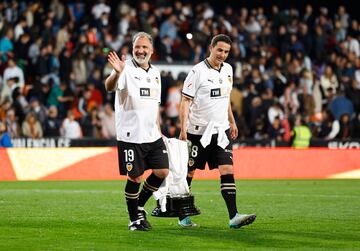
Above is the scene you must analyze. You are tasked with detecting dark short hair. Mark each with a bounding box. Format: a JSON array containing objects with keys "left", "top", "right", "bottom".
[{"left": 211, "top": 34, "right": 232, "bottom": 47}]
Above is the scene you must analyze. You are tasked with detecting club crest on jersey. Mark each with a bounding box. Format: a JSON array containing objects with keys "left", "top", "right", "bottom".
[
  {"left": 188, "top": 158, "right": 195, "bottom": 167},
  {"left": 146, "top": 77, "right": 151, "bottom": 83},
  {"left": 219, "top": 78, "right": 223, "bottom": 84},
  {"left": 126, "top": 163, "right": 133, "bottom": 172}
]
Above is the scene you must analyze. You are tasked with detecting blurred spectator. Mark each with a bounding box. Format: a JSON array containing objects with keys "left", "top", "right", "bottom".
[
  {"left": 159, "top": 14, "right": 178, "bottom": 46},
  {"left": 78, "top": 88, "right": 92, "bottom": 118},
  {"left": 60, "top": 110, "right": 82, "bottom": 139},
  {"left": 12, "top": 87, "right": 28, "bottom": 125},
  {"left": 336, "top": 113, "right": 352, "bottom": 139},
  {"left": 3, "top": 58, "right": 25, "bottom": 90},
  {"left": 99, "top": 102, "right": 115, "bottom": 139},
  {"left": 28, "top": 96, "right": 47, "bottom": 126},
  {"left": 320, "top": 65, "right": 339, "bottom": 98},
  {"left": 267, "top": 116, "right": 284, "bottom": 141},
  {"left": 22, "top": 112, "right": 43, "bottom": 138},
  {"left": 165, "top": 80, "right": 182, "bottom": 125},
  {"left": 44, "top": 105, "right": 61, "bottom": 137},
  {"left": 0, "top": 29, "right": 14, "bottom": 62},
  {"left": 329, "top": 91, "right": 354, "bottom": 120},
  {"left": 81, "top": 107, "right": 102, "bottom": 138},
  {"left": 0, "top": 121, "right": 13, "bottom": 147},
  {"left": 291, "top": 114, "right": 312, "bottom": 148},
  {"left": 14, "top": 17, "right": 27, "bottom": 41},
  {"left": 5, "top": 108, "right": 21, "bottom": 138},
  {"left": 317, "top": 110, "right": 339, "bottom": 140}
]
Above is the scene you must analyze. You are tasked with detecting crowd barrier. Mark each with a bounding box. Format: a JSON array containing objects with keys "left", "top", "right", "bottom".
[
  {"left": 9, "top": 137, "right": 360, "bottom": 149},
  {"left": 1, "top": 147, "right": 359, "bottom": 180}
]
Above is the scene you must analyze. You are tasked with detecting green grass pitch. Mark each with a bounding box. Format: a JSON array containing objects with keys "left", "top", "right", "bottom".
[{"left": 0, "top": 180, "right": 359, "bottom": 250}]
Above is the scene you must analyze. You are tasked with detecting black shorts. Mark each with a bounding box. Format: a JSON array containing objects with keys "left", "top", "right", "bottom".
[
  {"left": 187, "top": 130, "right": 233, "bottom": 171},
  {"left": 117, "top": 138, "right": 169, "bottom": 177}
]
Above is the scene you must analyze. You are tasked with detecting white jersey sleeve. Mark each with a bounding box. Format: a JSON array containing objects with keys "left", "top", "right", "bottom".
[
  {"left": 182, "top": 68, "right": 200, "bottom": 99},
  {"left": 110, "top": 68, "right": 126, "bottom": 91}
]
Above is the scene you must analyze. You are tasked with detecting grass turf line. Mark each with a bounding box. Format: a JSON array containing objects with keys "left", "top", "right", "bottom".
[{"left": 0, "top": 180, "right": 359, "bottom": 251}]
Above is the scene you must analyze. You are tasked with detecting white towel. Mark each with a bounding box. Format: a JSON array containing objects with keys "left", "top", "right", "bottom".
[
  {"left": 153, "top": 137, "right": 190, "bottom": 212},
  {"left": 199, "top": 121, "right": 229, "bottom": 149}
]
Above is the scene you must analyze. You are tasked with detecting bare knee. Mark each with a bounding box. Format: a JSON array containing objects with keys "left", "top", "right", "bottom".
[
  {"left": 188, "top": 170, "right": 196, "bottom": 178},
  {"left": 219, "top": 165, "right": 233, "bottom": 175},
  {"left": 128, "top": 175, "right": 142, "bottom": 183},
  {"left": 153, "top": 168, "right": 169, "bottom": 179}
]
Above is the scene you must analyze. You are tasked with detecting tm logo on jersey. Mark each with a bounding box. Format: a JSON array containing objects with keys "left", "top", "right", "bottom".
[
  {"left": 210, "top": 88, "right": 230, "bottom": 98},
  {"left": 210, "top": 88, "right": 221, "bottom": 97},
  {"left": 140, "top": 88, "right": 150, "bottom": 96},
  {"left": 140, "top": 88, "right": 159, "bottom": 99}
]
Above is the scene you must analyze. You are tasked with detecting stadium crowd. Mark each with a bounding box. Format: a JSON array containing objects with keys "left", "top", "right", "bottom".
[{"left": 0, "top": 0, "right": 360, "bottom": 146}]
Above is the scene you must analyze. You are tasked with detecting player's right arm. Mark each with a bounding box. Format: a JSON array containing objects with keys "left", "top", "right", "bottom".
[
  {"left": 179, "top": 96, "right": 191, "bottom": 141},
  {"left": 104, "top": 52, "right": 126, "bottom": 92},
  {"left": 179, "top": 68, "right": 198, "bottom": 140}
]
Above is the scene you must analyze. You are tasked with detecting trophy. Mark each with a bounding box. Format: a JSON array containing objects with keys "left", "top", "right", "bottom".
[{"left": 152, "top": 138, "right": 200, "bottom": 217}]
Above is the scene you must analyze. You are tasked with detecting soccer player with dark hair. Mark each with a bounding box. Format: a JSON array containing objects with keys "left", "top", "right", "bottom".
[
  {"left": 179, "top": 34, "right": 256, "bottom": 228},
  {"left": 105, "top": 32, "right": 169, "bottom": 231}
]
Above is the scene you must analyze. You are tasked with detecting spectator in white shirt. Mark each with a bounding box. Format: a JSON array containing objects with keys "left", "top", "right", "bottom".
[{"left": 60, "top": 110, "right": 82, "bottom": 139}]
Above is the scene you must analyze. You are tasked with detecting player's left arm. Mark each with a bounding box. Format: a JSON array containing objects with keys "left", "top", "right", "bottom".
[{"left": 228, "top": 100, "right": 238, "bottom": 140}]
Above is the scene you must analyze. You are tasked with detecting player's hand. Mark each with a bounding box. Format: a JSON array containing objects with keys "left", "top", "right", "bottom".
[
  {"left": 229, "top": 122, "right": 238, "bottom": 140},
  {"left": 108, "top": 51, "right": 126, "bottom": 74},
  {"left": 179, "top": 130, "right": 187, "bottom": 141}
]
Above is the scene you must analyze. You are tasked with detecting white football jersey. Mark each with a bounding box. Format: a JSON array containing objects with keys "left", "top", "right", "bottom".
[
  {"left": 114, "top": 59, "right": 162, "bottom": 143},
  {"left": 182, "top": 59, "right": 233, "bottom": 135}
]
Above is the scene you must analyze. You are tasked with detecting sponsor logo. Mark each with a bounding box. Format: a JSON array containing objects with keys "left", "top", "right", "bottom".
[
  {"left": 126, "top": 163, "right": 133, "bottom": 172},
  {"left": 135, "top": 76, "right": 140, "bottom": 80},
  {"left": 140, "top": 88, "right": 150, "bottom": 96},
  {"left": 188, "top": 158, "right": 195, "bottom": 167},
  {"left": 207, "top": 79, "right": 214, "bottom": 83},
  {"left": 210, "top": 88, "right": 221, "bottom": 97},
  {"left": 328, "top": 141, "right": 360, "bottom": 149},
  {"left": 187, "top": 83, "right": 193, "bottom": 88}
]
